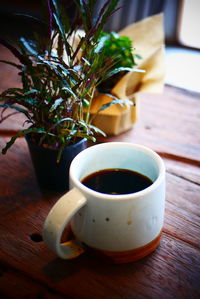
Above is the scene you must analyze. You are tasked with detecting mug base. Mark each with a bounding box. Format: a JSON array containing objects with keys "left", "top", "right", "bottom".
[{"left": 86, "top": 231, "right": 162, "bottom": 264}]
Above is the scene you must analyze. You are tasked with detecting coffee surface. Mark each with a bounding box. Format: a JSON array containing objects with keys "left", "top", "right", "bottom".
[{"left": 82, "top": 168, "right": 153, "bottom": 195}]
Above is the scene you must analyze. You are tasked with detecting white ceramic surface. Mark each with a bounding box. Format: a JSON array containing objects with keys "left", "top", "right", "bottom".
[{"left": 43, "top": 142, "right": 165, "bottom": 260}]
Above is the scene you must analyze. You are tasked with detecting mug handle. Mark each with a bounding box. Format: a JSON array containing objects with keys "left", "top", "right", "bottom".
[{"left": 43, "top": 188, "right": 87, "bottom": 259}]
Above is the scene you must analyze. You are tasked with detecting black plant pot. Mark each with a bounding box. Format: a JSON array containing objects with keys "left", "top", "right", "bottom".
[{"left": 25, "top": 136, "right": 87, "bottom": 191}]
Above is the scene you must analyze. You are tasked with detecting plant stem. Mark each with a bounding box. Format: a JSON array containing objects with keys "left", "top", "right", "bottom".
[{"left": 85, "top": 87, "right": 95, "bottom": 124}]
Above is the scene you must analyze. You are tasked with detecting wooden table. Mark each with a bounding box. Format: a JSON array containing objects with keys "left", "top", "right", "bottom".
[{"left": 0, "top": 45, "right": 200, "bottom": 298}]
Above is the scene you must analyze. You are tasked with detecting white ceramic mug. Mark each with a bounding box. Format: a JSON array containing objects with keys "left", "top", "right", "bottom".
[{"left": 43, "top": 142, "right": 165, "bottom": 263}]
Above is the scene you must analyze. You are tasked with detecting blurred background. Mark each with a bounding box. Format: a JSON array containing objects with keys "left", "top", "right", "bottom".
[{"left": 0, "top": 0, "right": 200, "bottom": 93}]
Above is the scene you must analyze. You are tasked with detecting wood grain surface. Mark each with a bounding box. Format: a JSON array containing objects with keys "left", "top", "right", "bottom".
[{"left": 0, "top": 45, "right": 200, "bottom": 298}]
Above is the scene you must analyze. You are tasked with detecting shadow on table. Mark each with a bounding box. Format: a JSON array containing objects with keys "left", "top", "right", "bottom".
[{"left": 42, "top": 249, "right": 157, "bottom": 283}]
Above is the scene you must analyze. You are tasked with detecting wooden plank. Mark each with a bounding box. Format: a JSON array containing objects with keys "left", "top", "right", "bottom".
[
  {"left": 97, "top": 86, "right": 200, "bottom": 163},
  {"left": 0, "top": 142, "right": 200, "bottom": 298},
  {"left": 1, "top": 42, "right": 200, "bottom": 164},
  {"left": 1, "top": 40, "right": 200, "bottom": 299},
  {"left": 161, "top": 155, "right": 200, "bottom": 185},
  {"left": 1, "top": 86, "right": 200, "bottom": 172},
  {"left": 42, "top": 232, "right": 200, "bottom": 299},
  {"left": 164, "top": 172, "right": 200, "bottom": 248},
  {"left": 0, "top": 228, "right": 199, "bottom": 298},
  {"left": 1, "top": 136, "right": 200, "bottom": 247},
  {"left": 0, "top": 264, "right": 65, "bottom": 299},
  {"left": 2, "top": 85, "right": 200, "bottom": 164}
]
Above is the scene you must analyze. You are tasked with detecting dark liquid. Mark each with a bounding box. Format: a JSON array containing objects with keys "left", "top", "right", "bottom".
[{"left": 82, "top": 168, "right": 153, "bottom": 195}]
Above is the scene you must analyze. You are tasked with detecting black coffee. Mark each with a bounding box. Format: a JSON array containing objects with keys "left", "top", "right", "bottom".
[{"left": 82, "top": 168, "right": 153, "bottom": 195}]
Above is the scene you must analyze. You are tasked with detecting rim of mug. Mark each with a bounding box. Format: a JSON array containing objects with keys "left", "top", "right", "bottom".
[{"left": 70, "top": 142, "right": 165, "bottom": 200}]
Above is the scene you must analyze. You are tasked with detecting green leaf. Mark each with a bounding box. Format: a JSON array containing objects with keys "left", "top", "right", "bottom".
[
  {"left": 135, "top": 54, "right": 142, "bottom": 60},
  {"left": 62, "top": 87, "right": 78, "bottom": 100},
  {"left": 84, "top": 135, "right": 96, "bottom": 142},
  {"left": 52, "top": 117, "right": 75, "bottom": 128},
  {"left": 104, "top": 67, "right": 145, "bottom": 80},
  {"left": 2, "top": 127, "right": 46, "bottom": 154},
  {"left": 51, "top": 0, "right": 70, "bottom": 31},
  {"left": 93, "top": 0, "right": 120, "bottom": 41},
  {"left": 20, "top": 38, "right": 68, "bottom": 82},
  {"left": 1, "top": 87, "right": 24, "bottom": 97},
  {"left": 50, "top": 97, "right": 64, "bottom": 112},
  {"left": 75, "top": 0, "right": 92, "bottom": 31},
  {"left": 81, "top": 57, "right": 91, "bottom": 66},
  {"left": 14, "top": 12, "right": 45, "bottom": 23},
  {"left": 77, "top": 120, "right": 90, "bottom": 132},
  {"left": 20, "top": 37, "right": 38, "bottom": 56},
  {"left": 23, "top": 89, "right": 39, "bottom": 96},
  {"left": 94, "top": 35, "right": 109, "bottom": 53},
  {"left": 83, "top": 99, "right": 90, "bottom": 107},
  {"left": 52, "top": 13, "right": 71, "bottom": 57},
  {"left": 98, "top": 96, "right": 133, "bottom": 112},
  {"left": 88, "top": 124, "right": 106, "bottom": 137},
  {"left": 20, "top": 97, "right": 38, "bottom": 107},
  {"left": 0, "top": 104, "right": 30, "bottom": 118}
]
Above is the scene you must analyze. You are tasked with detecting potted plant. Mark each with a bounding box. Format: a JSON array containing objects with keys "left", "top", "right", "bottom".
[
  {"left": 0, "top": 0, "right": 136, "bottom": 191},
  {"left": 97, "top": 31, "right": 140, "bottom": 93},
  {"left": 90, "top": 30, "right": 143, "bottom": 135}
]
